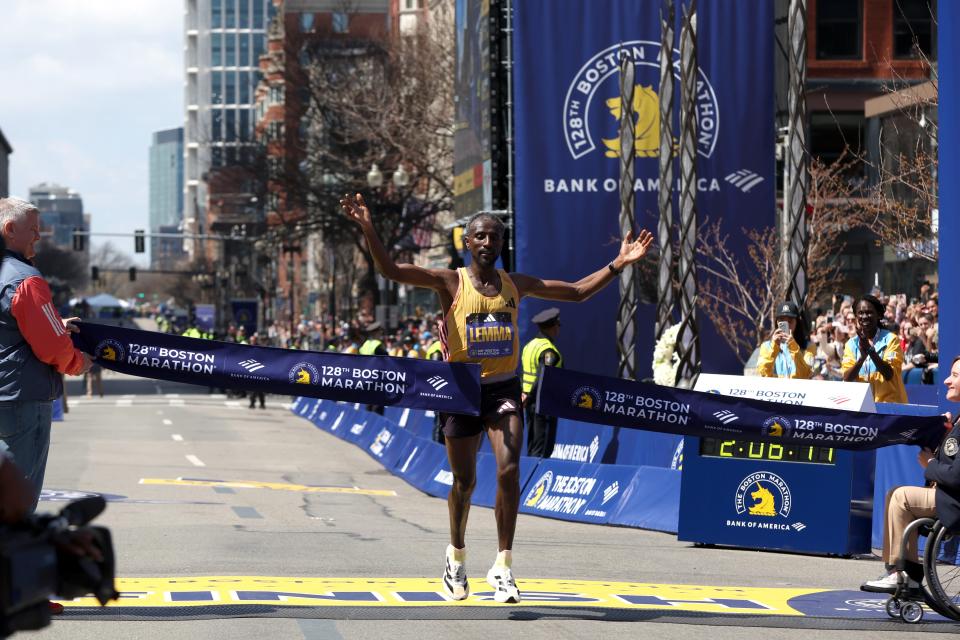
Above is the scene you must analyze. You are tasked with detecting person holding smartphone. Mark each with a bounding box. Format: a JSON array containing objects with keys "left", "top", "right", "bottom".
[{"left": 757, "top": 301, "right": 813, "bottom": 379}]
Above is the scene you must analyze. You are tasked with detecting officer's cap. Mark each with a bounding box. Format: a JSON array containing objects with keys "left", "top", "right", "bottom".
[
  {"left": 531, "top": 307, "right": 561, "bottom": 327},
  {"left": 364, "top": 321, "right": 382, "bottom": 333}
]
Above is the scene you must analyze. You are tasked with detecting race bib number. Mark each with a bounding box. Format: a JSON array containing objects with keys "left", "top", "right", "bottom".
[{"left": 466, "top": 312, "right": 514, "bottom": 358}]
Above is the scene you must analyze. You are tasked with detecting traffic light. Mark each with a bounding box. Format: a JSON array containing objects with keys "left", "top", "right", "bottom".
[
  {"left": 91, "top": 266, "right": 99, "bottom": 282},
  {"left": 72, "top": 228, "right": 85, "bottom": 252},
  {"left": 128, "top": 267, "right": 137, "bottom": 282},
  {"left": 134, "top": 229, "right": 145, "bottom": 253}
]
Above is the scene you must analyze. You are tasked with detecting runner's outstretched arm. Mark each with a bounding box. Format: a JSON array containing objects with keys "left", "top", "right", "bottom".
[
  {"left": 512, "top": 229, "right": 654, "bottom": 302},
  {"left": 340, "top": 193, "right": 452, "bottom": 293}
]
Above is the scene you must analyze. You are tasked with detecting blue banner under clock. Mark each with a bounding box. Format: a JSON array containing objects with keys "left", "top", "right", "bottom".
[
  {"left": 537, "top": 367, "right": 944, "bottom": 451},
  {"left": 72, "top": 322, "right": 481, "bottom": 415}
]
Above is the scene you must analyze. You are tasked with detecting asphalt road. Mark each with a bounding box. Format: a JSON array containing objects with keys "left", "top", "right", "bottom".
[{"left": 20, "top": 372, "right": 951, "bottom": 639}]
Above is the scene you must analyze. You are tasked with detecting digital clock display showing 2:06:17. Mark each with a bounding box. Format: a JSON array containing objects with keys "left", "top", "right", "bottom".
[{"left": 699, "top": 437, "right": 836, "bottom": 465}]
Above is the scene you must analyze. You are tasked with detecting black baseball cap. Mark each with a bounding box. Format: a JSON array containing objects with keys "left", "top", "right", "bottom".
[{"left": 776, "top": 301, "right": 800, "bottom": 318}]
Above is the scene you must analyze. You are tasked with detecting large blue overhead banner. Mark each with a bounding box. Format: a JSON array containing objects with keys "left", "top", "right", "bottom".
[{"left": 513, "top": 0, "right": 774, "bottom": 377}]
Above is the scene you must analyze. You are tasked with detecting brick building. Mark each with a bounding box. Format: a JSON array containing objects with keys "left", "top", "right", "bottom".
[
  {"left": 254, "top": 0, "right": 391, "bottom": 332},
  {"left": 801, "top": 0, "right": 935, "bottom": 295}
]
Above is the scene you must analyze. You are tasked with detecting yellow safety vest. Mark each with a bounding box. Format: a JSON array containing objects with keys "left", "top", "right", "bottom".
[
  {"left": 521, "top": 336, "right": 562, "bottom": 394},
  {"left": 359, "top": 339, "right": 384, "bottom": 356},
  {"left": 425, "top": 340, "right": 443, "bottom": 360}
]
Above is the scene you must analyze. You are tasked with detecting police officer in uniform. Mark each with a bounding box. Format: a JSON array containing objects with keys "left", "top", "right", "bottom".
[
  {"left": 359, "top": 321, "right": 388, "bottom": 357},
  {"left": 521, "top": 308, "right": 562, "bottom": 458}
]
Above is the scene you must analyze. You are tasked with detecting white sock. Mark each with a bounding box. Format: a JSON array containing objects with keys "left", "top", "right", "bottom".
[
  {"left": 447, "top": 544, "right": 465, "bottom": 562},
  {"left": 496, "top": 549, "right": 512, "bottom": 568}
]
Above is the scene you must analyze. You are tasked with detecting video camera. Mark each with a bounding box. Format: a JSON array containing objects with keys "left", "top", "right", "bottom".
[{"left": 0, "top": 496, "right": 118, "bottom": 637}]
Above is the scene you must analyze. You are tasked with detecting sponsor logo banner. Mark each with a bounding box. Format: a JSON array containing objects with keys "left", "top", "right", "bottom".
[
  {"left": 74, "top": 322, "right": 480, "bottom": 415},
  {"left": 537, "top": 367, "right": 943, "bottom": 451}
]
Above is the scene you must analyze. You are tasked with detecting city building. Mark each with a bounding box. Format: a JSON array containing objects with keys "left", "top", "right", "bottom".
[
  {"left": 0, "top": 127, "right": 11, "bottom": 198},
  {"left": 800, "top": 0, "right": 935, "bottom": 295},
  {"left": 254, "top": 0, "right": 391, "bottom": 329},
  {"left": 183, "top": 0, "right": 276, "bottom": 261},
  {"left": 149, "top": 127, "right": 186, "bottom": 269},
  {"left": 28, "top": 183, "right": 87, "bottom": 253}
]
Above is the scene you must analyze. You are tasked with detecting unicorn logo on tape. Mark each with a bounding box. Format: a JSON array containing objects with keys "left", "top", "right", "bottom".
[{"left": 289, "top": 363, "right": 319, "bottom": 385}]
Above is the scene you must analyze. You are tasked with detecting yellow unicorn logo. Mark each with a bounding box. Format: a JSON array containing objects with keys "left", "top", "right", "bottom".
[
  {"left": 577, "top": 393, "right": 594, "bottom": 409},
  {"left": 525, "top": 483, "right": 546, "bottom": 507},
  {"left": 748, "top": 483, "right": 777, "bottom": 517},
  {"left": 295, "top": 368, "right": 311, "bottom": 384},
  {"left": 101, "top": 346, "right": 117, "bottom": 361},
  {"left": 768, "top": 422, "right": 784, "bottom": 437},
  {"left": 602, "top": 85, "right": 661, "bottom": 158}
]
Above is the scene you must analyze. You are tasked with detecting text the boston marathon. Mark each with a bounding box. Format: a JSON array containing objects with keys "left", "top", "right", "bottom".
[
  {"left": 127, "top": 344, "right": 215, "bottom": 374},
  {"left": 320, "top": 366, "right": 407, "bottom": 395}
]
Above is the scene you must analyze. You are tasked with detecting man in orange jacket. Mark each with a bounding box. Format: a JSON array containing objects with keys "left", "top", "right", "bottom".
[{"left": 0, "top": 198, "right": 92, "bottom": 512}]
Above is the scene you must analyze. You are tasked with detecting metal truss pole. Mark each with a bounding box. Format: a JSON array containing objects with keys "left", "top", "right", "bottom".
[
  {"left": 656, "top": 0, "right": 676, "bottom": 344},
  {"left": 675, "top": 0, "right": 701, "bottom": 388},
  {"left": 616, "top": 54, "right": 639, "bottom": 379},
  {"left": 783, "top": 0, "right": 808, "bottom": 310}
]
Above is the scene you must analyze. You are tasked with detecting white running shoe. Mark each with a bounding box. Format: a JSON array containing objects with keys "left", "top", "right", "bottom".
[
  {"left": 487, "top": 564, "right": 522, "bottom": 603},
  {"left": 860, "top": 571, "right": 921, "bottom": 594},
  {"left": 442, "top": 546, "right": 469, "bottom": 601}
]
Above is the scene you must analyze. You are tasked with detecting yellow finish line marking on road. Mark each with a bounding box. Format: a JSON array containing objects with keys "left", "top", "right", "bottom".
[
  {"left": 139, "top": 479, "right": 397, "bottom": 496},
  {"left": 57, "top": 576, "right": 819, "bottom": 615}
]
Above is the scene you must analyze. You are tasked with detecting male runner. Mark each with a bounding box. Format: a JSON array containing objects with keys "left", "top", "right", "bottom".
[{"left": 340, "top": 193, "right": 653, "bottom": 603}]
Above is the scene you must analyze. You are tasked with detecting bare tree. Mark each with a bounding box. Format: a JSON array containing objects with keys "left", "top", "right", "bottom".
[
  {"left": 696, "top": 155, "right": 874, "bottom": 363},
  {"left": 262, "top": 9, "right": 455, "bottom": 305}
]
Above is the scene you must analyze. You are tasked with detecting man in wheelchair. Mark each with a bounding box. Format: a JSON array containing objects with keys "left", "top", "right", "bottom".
[{"left": 861, "top": 355, "right": 960, "bottom": 594}]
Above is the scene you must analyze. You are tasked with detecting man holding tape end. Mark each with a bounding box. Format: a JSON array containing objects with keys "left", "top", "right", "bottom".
[
  {"left": 0, "top": 197, "right": 93, "bottom": 513},
  {"left": 341, "top": 193, "right": 653, "bottom": 604}
]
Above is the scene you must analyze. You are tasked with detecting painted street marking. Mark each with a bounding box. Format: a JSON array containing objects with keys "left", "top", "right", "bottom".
[
  {"left": 170, "top": 399, "right": 185, "bottom": 406},
  {"left": 232, "top": 507, "right": 263, "bottom": 519},
  {"left": 54, "top": 577, "right": 822, "bottom": 614},
  {"left": 172, "top": 434, "right": 184, "bottom": 442},
  {"left": 163, "top": 419, "right": 173, "bottom": 426},
  {"left": 123, "top": 394, "right": 136, "bottom": 399},
  {"left": 185, "top": 455, "right": 206, "bottom": 467},
  {"left": 139, "top": 478, "right": 396, "bottom": 496},
  {"left": 116, "top": 399, "right": 132, "bottom": 407}
]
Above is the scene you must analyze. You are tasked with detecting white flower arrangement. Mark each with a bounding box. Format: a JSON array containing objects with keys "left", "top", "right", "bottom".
[{"left": 652, "top": 324, "right": 681, "bottom": 386}]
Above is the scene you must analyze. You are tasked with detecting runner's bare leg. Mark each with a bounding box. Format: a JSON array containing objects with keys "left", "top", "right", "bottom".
[
  {"left": 486, "top": 413, "right": 524, "bottom": 550},
  {"left": 446, "top": 433, "right": 482, "bottom": 548}
]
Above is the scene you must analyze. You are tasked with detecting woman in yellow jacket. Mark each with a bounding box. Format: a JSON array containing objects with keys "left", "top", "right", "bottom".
[
  {"left": 841, "top": 294, "right": 907, "bottom": 403},
  {"left": 757, "top": 301, "right": 813, "bottom": 378}
]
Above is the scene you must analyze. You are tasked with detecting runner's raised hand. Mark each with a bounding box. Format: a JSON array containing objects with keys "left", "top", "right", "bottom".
[
  {"left": 618, "top": 228, "right": 655, "bottom": 266},
  {"left": 339, "top": 193, "right": 372, "bottom": 227}
]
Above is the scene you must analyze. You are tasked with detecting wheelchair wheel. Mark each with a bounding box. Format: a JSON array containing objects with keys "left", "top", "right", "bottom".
[
  {"left": 923, "top": 522, "right": 960, "bottom": 620},
  {"left": 900, "top": 601, "right": 924, "bottom": 623},
  {"left": 885, "top": 597, "right": 901, "bottom": 618}
]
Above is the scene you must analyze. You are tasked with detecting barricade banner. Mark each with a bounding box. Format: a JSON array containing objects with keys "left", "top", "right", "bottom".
[
  {"left": 72, "top": 322, "right": 480, "bottom": 414},
  {"left": 537, "top": 367, "right": 944, "bottom": 450},
  {"left": 520, "top": 459, "right": 640, "bottom": 524}
]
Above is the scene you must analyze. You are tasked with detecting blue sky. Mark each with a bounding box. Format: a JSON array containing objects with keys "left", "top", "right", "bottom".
[{"left": 0, "top": 0, "right": 183, "bottom": 264}]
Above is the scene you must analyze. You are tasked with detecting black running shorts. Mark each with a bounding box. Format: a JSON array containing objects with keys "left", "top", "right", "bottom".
[{"left": 440, "top": 377, "right": 523, "bottom": 439}]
